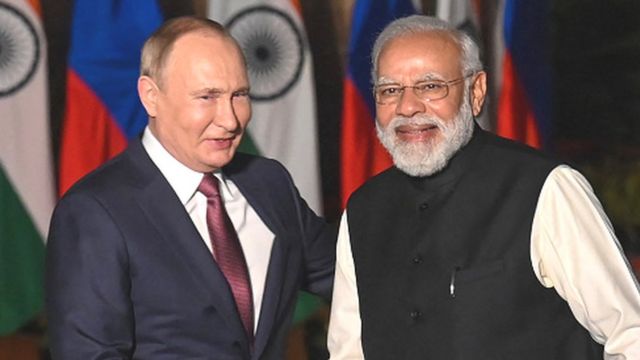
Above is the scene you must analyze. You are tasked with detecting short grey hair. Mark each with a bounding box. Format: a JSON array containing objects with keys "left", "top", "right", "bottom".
[{"left": 371, "top": 15, "right": 483, "bottom": 84}]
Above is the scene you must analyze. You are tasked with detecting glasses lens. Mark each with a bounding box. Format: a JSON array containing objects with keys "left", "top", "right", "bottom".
[
  {"left": 413, "top": 81, "right": 448, "bottom": 101},
  {"left": 374, "top": 86, "right": 399, "bottom": 104}
]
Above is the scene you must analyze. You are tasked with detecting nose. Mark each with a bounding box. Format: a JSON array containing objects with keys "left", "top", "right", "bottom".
[
  {"left": 213, "top": 97, "right": 240, "bottom": 132},
  {"left": 395, "top": 88, "right": 427, "bottom": 118}
]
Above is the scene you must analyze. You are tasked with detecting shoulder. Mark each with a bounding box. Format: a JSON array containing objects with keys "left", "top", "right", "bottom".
[
  {"left": 542, "top": 164, "right": 595, "bottom": 197},
  {"left": 480, "top": 130, "right": 559, "bottom": 170},
  {"left": 50, "top": 152, "right": 136, "bottom": 234},
  {"left": 60, "top": 143, "right": 146, "bottom": 204}
]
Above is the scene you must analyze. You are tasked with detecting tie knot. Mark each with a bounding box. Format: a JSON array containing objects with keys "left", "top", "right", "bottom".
[{"left": 198, "top": 173, "right": 221, "bottom": 199}]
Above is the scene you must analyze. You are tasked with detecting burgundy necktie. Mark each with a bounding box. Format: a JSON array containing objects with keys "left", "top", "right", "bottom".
[{"left": 198, "top": 173, "right": 254, "bottom": 343}]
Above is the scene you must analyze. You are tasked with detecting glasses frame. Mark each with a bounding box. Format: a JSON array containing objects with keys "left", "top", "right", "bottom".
[{"left": 373, "top": 73, "right": 475, "bottom": 105}]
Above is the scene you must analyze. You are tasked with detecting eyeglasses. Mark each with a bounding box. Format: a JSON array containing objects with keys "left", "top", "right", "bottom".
[{"left": 373, "top": 73, "right": 474, "bottom": 105}]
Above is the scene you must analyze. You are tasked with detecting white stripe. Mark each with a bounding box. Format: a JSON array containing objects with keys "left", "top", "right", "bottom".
[
  {"left": 437, "top": 0, "right": 474, "bottom": 27},
  {"left": 0, "top": 0, "right": 55, "bottom": 239}
]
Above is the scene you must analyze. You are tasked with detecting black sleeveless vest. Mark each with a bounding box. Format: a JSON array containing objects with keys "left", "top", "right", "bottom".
[{"left": 347, "top": 128, "right": 604, "bottom": 360}]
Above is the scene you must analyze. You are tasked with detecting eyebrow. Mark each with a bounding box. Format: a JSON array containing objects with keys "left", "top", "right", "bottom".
[
  {"left": 189, "top": 85, "right": 251, "bottom": 96},
  {"left": 190, "top": 88, "right": 224, "bottom": 97},
  {"left": 375, "top": 77, "right": 397, "bottom": 86},
  {"left": 415, "top": 73, "right": 445, "bottom": 81},
  {"left": 234, "top": 86, "right": 251, "bottom": 94}
]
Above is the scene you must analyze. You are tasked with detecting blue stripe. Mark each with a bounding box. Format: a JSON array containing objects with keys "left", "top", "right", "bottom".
[
  {"left": 69, "top": 0, "right": 163, "bottom": 139},
  {"left": 504, "top": 0, "right": 552, "bottom": 147},
  {"left": 348, "top": 0, "right": 416, "bottom": 116}
]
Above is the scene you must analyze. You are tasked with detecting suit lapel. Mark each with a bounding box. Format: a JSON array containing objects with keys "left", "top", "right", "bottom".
[
  {"left": 226, "top": 159, "right": 291, "bottom": 358},
  {"left": 127, "top": 140, "right": 250, "bottom": 348}
]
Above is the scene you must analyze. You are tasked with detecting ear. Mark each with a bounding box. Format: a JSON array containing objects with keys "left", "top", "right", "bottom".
[
  {"left": 138, "top": 76, "right": 159, "bottom": 117},
  {"left": 470, "top": 71, "right": 487, "bottom": 117}
]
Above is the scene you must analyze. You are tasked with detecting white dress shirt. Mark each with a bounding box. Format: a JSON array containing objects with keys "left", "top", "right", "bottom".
[
  {"left": 328, "top": 165, "right": 640, "bottom": 359},
  {"left": 142, "top": 127, "right": 274, "bottom": 332}
]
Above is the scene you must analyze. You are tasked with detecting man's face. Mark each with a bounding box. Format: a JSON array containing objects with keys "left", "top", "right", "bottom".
[
  {"left": 374, "top": 31, "right": 484, "bottom": 176},
  {"left": 143, "top": 32, "right": 251, "bottom": 173}
]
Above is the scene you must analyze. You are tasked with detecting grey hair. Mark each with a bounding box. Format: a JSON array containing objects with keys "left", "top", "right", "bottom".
[{"left": 371, "top": 15, "right": 483, "bottom": 84}]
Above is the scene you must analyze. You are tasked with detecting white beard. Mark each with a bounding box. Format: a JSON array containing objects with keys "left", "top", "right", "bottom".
[{"left": 376, "top": 96, "right": 475, "bottom": 177}]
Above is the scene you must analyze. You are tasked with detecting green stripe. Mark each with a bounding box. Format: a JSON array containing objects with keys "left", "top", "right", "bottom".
[
  {"left": 293, "top": 291, "right": 324, "bottom": 324},
  {"left": 0, "top": 167, "right": 45, "bottom": 335}
]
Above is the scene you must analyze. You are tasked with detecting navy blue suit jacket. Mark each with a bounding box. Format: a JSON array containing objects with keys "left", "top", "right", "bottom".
[{"left": 46, "top": 139, "right": 335, "bottom": 359}]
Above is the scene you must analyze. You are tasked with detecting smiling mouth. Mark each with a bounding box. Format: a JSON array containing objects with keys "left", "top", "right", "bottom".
[{"left": 395, "top": 123, "right": 439, "bottom": 136}]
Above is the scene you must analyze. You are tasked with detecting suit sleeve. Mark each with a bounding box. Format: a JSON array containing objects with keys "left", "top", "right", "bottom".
[
  {"left": 46, "top": 192, "right": 134, "bottom": 359},
  {"left": 275, "top": 160, "right": 336, "bottom": 300},
  {"left": 300, "top": 214, "right": 337, "bottom": 301}
]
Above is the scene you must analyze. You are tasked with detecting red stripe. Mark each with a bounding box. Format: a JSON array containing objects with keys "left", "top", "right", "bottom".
[
  {"left": 58, "top": 69, "right": 127, "bottom": 196},
  {"left": 496, "top": 53, "right": 541, "bottom": 149},
  {"left": 340, "top": 79, "right": 392, "bottom": 207},
  {"left": 27, "top": 0, "right": 42, "bottom": 18},
  {"left": 290, "top": 0, "right": 302, "bottom": 16}
]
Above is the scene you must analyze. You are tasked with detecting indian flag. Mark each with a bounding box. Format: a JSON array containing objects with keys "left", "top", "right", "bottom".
[
  {"left": 207, "top": 0, "right": 322, "bottom": 215},
  {"left": 0, "top": 0, "right": 55, "bottom": 335}
]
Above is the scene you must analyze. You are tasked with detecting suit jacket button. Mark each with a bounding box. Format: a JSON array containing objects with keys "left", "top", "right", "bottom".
[
  {"left": 410, "top": 310, "right": 422, "bottom": 320},
  {"left": 418, "top": 202, "right": 429, "bottom": 211},
  {"left": 412, "top": 255, "right": 423, "bottom": 264}
]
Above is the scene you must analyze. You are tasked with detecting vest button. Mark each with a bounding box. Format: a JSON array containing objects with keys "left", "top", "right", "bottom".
[
  {"left": 412, "top": 255, "right": 423, "bottom": 264},
  {"left": 418, "top": 202, "right": 429, "bottom": 210},
  {"left": 410, "top": 310, "right": 422, "bottom": 320}
]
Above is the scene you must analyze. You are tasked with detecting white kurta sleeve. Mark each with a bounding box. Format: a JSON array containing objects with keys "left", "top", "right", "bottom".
[
  {"left": 327, "top": 211, "right": 365, "bottom": 359},
  {"left": 530, "top": 165, "right": 640, "bottom": 360}
]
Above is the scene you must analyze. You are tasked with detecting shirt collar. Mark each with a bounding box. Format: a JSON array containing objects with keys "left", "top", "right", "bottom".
[{"left": 141, "top": 126, "right": 234, "bottom": 204}]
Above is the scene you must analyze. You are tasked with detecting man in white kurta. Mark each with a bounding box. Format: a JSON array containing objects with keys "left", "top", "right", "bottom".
[{"left": 328, "top": 14, "right": 640, "bottom": 360}]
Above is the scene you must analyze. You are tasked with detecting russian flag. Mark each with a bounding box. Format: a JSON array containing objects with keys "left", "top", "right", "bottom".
[
  {"left": 496, "top": 0, "right": 551, "bottom": 149},
  {"left": 340, "top": 0, "right": 416, "bottom": 207},
  {"left": 58, "top": 0, "right": 163, "bottom": 195}
]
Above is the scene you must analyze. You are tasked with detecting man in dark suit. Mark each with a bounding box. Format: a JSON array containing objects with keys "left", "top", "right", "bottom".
[{"left": 46, "top": 17, "right": 335, "bottom": 359}]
